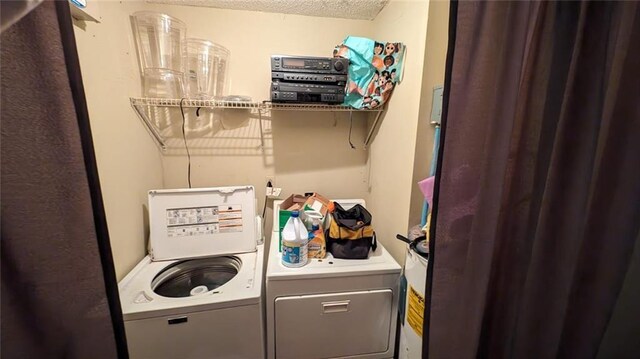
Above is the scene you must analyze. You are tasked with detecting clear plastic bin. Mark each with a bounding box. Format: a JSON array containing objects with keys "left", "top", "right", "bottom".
[
  {"left": 131, "top": 11, "right": 186, "bottom": 73},
  {"left": 142, "top": 68, "right": 184, "bottom": 98},
  {"left": 184, "top": 38, "right": 230, "bottom": 99}
]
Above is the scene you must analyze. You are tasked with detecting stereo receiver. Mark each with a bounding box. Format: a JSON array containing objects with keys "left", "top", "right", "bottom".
[
  {"left": 272, "top": 72, "right": 347, "bottom": 85},
  {"left": 271, "top": 55, "right": 348, "bottom": 75},
  {"left": 270, "top": 55, "right": 349, "bottom": 104},
  {"left": 271, "top": 82, "right": 345, "bottom": 104}
]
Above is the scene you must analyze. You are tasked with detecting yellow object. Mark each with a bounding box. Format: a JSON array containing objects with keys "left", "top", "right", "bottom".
[
  {"left": 407, "top": 285, "right": 425, "bottom": 337},
  {"left": 421, "top": 212, "right": 431, "bottom": 242},
  {"left": 308, "top": 228, "right": 326, "bottom": 259},
  {"left": 328, "top": 219, "right": 374, "bottom": 240}
]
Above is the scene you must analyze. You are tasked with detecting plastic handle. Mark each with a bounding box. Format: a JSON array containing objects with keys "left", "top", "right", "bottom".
[
  {"left": 167, "top": 316, "right": 188, "bottom": 325},
  {"left": 322, "top": 300, "right": 350, "bottom": 314},
  {"left": 396, "top": 234, "right": 413, "bottom": 245},
  {"left": 293, "top": 218, "right": 303, "bottom": 240}
]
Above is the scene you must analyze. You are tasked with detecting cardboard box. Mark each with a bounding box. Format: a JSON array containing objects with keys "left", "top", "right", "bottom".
[
  {"left": 302, "top": 193, "right": 330, "bottom": 217},
  {"left": 300, "top": 193, "right": 331, "bottom": 232},
  {"left": 278, "top": 194, "right": 309, "bottom": 251},
  {"left": 278, "top": 193, "right": 331, "bottom": 251}
]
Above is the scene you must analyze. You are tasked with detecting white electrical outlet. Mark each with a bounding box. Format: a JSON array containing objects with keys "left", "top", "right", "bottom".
[
  {"left": 265, "top": 176, "right": 280, "bottom": 198},
  {"left": 267, "top": 187, "right": 282, "bottom": 199}
]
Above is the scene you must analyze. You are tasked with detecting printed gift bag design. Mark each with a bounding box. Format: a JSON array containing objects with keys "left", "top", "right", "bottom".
[{"left": 334, "top": 36, "right": 406, "bottom": 109}]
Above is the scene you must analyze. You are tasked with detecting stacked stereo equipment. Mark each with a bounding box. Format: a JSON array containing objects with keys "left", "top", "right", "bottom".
[{"left": 270, "top": 55, "right": 349, "bottom": 104}]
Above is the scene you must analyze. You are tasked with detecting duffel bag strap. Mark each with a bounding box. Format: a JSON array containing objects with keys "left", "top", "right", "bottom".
[
  {"left": 372, "top": 231, "right": 377, "bottom": 252},
  {"left": 325, "top": 226, "right": 333, "bottom": 245}
]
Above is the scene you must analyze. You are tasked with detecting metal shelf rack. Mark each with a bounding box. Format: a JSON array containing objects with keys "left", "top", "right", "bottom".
[{"left": 130, "top": 97, "right": 385, "bottom": 151}]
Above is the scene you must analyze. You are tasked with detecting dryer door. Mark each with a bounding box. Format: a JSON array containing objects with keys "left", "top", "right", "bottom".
[{"left": 274, "top": 289, "right": 392, "bottom": 359}]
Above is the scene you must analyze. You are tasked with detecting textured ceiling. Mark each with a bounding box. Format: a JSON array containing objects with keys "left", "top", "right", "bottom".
[{"left": 147, "top": 0, "right": 389, "bottom": 20}]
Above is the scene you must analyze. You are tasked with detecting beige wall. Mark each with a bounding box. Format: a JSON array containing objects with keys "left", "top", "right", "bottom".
[
  {"left": 367, "top": 0, "right": 431, "bottom": 263},
  {"left": 74, "top": 0, "right": 435, "bottom": 278},
  {"left": 154, "top": 4, "right": 375, "bottom": 240},
  {"left": 408, "top": 0, "right": 449, "bottom": 226},
  {"left": 74, "top": 2, "right": 165, "bottom": 280}
]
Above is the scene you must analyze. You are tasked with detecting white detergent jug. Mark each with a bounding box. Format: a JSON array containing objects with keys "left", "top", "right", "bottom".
[{"left": 281, "top": 211, "right": 309, "bottom": 267}]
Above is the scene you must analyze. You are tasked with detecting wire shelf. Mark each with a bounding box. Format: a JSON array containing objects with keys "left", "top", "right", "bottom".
[
  {"left": 130, "top": 98, "right": 383, "bottom": 112},
  {"left": 130, "top": 97, "right": 262, "bottom": 109},
  {"left": 266, "top": 102, "right": 382, "bottom": 112},
  {"left": 130, "top": 97, "right": 384, "bottom": 151}
]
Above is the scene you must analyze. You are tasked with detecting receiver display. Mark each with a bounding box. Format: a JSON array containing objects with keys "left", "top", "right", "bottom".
[{"left": 282, "top": 58, "right": 305, "bottom": 67}]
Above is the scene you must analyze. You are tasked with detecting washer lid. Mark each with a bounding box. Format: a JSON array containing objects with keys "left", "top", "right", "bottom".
[{"left": 148, "top": 186, "right": 257, "bottom": 261}]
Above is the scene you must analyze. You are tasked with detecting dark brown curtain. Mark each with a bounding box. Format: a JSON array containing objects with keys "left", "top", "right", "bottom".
[
  {"left": 1, "top": 2, "right": 125, "bottom": 358},
  {"left": 428, "top": 1, "right": 640, "bottom": 358}
]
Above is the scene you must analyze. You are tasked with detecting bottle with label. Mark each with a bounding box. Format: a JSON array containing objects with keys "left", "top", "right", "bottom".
[
  {"left": 281, "top": 211, "right": 309, "bottom": 267},
  {"left": 307, "top": 222, "right": 326, "bottom": 259}
]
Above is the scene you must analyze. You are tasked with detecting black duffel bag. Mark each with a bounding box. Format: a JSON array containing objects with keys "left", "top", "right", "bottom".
[{"left": 326, "top": 203, "right": 377, "bottom": 259}]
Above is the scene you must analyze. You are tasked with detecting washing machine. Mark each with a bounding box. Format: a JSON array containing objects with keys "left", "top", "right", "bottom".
[
  {"left": 266, "top": 199, "right": 401, "bottom": 359},
  {"left": 118, "top": 186, "right": 265, "bottom": 359}
]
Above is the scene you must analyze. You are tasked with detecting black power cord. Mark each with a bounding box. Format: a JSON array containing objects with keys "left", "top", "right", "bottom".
[
  {"left": 348, "top": 111, "right": 355, "bottom": 149},
  {"left": 262, "top": 180, "right": 272, "bottom": 220},
  {"left": 179, "top": 98, "right": 192, "bottom": 188},
  {"left": 262, "top": 180, "right": 273, "bottom": 234}
]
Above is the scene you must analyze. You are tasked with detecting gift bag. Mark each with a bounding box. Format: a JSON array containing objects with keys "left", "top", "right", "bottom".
[{"left": 334, "top": 36, "right": 406, "bottom": 109}]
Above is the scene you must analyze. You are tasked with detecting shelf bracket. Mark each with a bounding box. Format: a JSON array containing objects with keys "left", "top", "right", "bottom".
[
  {"left": 364, "top": 109, "right": 384, "bottom": 149},
  {"left": 130, "top": 100, "right": 167, "bottom": 151}
]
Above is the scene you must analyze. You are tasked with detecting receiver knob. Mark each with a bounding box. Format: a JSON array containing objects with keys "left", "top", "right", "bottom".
[{"left": 334, "top": 61, "right": 345, "bottom": 72}]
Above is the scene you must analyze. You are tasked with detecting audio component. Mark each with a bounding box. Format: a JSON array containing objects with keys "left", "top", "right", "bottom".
[
  {"left": 270, "top": 55, "right": 349, "bottom": 104},
  {"left": 271, "top": 82, "right": 345, "bottom": 94},
  {"left": 271, "top": 81, "right": 345, "bottom": 104},
  {"left": 271, "top": 92, "right": 345, "bottom": 104},
  {"left": 271, "top": 72, "right": 347, "bottom": 85},
  {"left": 271, "top": 55, "right": 348, "bottom": 75}
]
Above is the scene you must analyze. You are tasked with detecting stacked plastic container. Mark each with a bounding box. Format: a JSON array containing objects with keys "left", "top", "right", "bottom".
[
  {"left": 184, "top": 39, "right": 230, "bottom": 99},
  {"left": 131, "top": 12, "right": 187, "bottom": 98},
  {"left": 131, "top": 12, "right": 230, "bottom": 99}
]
